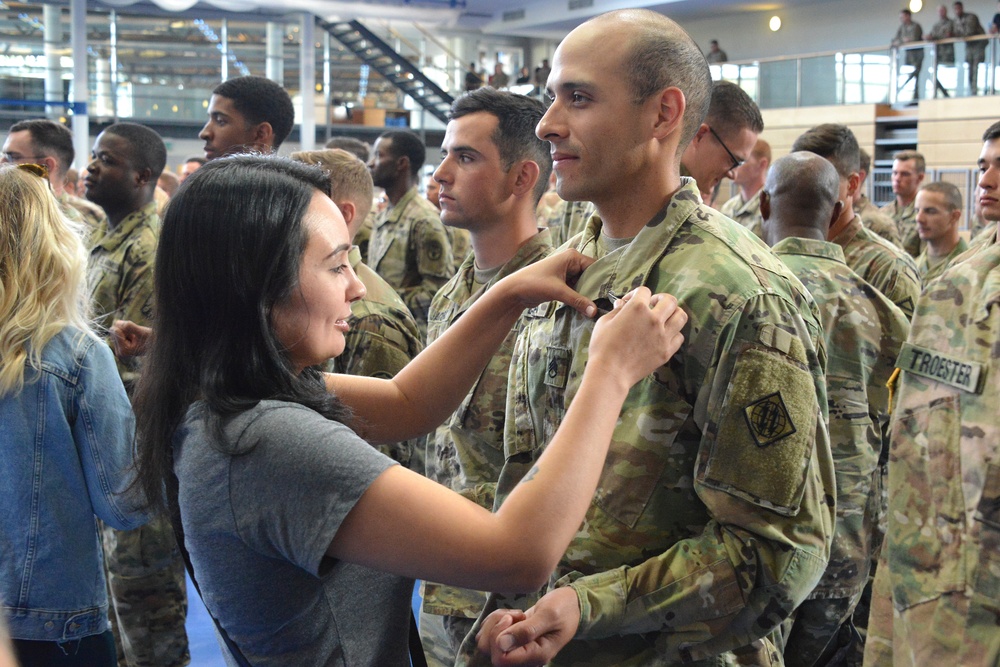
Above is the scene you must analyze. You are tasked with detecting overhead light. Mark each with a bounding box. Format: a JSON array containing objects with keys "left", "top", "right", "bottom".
[
  {"left": 769, "top": 15, "right": 781, "bottom": 31},
  {"left": 909, "top": 0, "right": 923, "bottom": 11}
]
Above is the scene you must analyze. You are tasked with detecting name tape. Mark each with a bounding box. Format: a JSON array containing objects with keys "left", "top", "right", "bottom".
[{"left": 897, "top": 342, "right": 984, "bottom": 394}]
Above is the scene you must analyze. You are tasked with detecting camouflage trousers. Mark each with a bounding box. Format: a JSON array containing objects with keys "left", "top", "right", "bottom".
[
  {"left": 101, "top": 513, "right": 189, "bottom": 667},
  {"left": 419, "top": 610, "right": 476, "bottom": 667}
]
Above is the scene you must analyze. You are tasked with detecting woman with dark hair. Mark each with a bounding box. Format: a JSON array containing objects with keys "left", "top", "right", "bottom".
[{"left": 131, "top": 154, "right": 686, "bottom": 665}]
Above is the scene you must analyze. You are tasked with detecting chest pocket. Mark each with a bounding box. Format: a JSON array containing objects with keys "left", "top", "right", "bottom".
[
  {"left": 368, "top": 232, "right": 397, "bottom": 280},
  {"left": 886, "top": 394, "right": 966, "bottom": 611}
]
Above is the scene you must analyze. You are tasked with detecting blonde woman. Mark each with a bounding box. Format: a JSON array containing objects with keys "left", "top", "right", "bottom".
[{"left": 0, "top": 165, "right": 145, "bottom": 666}]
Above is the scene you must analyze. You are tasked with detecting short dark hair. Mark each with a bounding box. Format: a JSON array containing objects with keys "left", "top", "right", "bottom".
[
  {"left": 185, "top": 156, "right": 207, "bottom": 166},
  {"left": 706, "top": 81, "right": 764, "bottom": 137},
  {"left": 133, "top": 154, "right": 344, "bottom": 512},
  {"left": 604, "top": 9, "right": 712, "bottom": 151},
  {"left": 324, "top": 136, "right": 371, "bottom": 162},
  {"left": 104, "top": 122, "right": 167, "bottom": 181},
  {"left": 984, "top": 120, "right": 1000, "bottom": 141},
  {"left": 451, "top": 88, "right": 553, "bottom": 204},
  {"left": 212, "top": 76, "right": 295, "bottom": 149},
  {"left": 380, "top": 130, "right": 426, "bottom": 177},
  {"left": 791, "top": 123, "right": 860, "bottom": 179},
  {"left": 9, "top": 119, "right": 74, "bottom": 172},
  {"left": 901, "top": 8, "right": 913, "bottom": 16}
]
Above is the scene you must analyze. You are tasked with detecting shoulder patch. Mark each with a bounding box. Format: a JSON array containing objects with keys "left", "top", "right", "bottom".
[{"left": 744, "top": 392, "right": 797, "bottom": 447}]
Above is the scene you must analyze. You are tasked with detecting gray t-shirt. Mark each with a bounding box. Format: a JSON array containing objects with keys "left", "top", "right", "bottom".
[{"left": 174, "top": 400, "right": 412, "bottom": 666}]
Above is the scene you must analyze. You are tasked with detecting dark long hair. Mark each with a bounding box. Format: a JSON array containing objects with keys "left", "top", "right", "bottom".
[{"left": 133, "top": 154, "right": 352, "bottom": 511}]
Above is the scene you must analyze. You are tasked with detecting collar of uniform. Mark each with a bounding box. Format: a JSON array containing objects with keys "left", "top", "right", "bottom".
[
  {"left": 90, "top": 201, "right": 158, "bottom": 253},
  {"left": 443, "top": 228, "right": 553, "bottom": 319},
  {"left": 734, "top": 189, "right": 761, "bottom": 217},
  {"left": 772, "top": 236, "right": 847, "bottom": 265},
  {"left": 829, "top": 213, "right": 863, "bottom": 249},
  {"left": 348, "top": 244, "right": 363, "bottom": 270},
  {"left": 378, "top": 186, "right": 420, "bottom": 227},
  {"left": 569, "top": 177, "right": 701, "bottom": 304}
]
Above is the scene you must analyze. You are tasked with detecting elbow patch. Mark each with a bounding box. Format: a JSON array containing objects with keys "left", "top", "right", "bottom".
[{"left": 701, "top": 344, "right": 818, "bottom": 516}]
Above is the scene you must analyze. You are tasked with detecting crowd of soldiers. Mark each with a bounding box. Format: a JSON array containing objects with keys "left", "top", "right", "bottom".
[{"left": 2, "top": 7, "right": 999, "bottom": 667}]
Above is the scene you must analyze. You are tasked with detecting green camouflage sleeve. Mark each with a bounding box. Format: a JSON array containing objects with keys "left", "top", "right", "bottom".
[
  {"left": 400, "top": 216, "right": 453, "bottom": 333},
  {"left": 337, "top": 314, "right": 421, "bottom": 379},
  {"left": 109, "top": 229, "right": 156, "bottom": 387},
  {"left": 568, "top": 293, "right": 836, "bottom": 659}
]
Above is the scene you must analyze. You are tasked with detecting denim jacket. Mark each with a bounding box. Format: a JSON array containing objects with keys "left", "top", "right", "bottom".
[{"left": 1, "top": 326, "right": 147, "bottom": 642}]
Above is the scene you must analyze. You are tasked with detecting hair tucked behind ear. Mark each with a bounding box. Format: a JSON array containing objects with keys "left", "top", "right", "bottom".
[{"left": 132, "top": 154, "right": 350, "bottom": 512}]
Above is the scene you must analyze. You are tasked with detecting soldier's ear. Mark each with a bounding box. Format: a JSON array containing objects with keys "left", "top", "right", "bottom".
[
  {"left": 511, "top": 159, "right": 540, "bottom": 198},
  {"left": 135, "top": 166, "right": 152, "bottom": 189},
  {"left": 829, "top": 200, "right": 844, "bottom": 227},
  {"left": 759, "top": 190, "right": 771, "bottom": 221}
]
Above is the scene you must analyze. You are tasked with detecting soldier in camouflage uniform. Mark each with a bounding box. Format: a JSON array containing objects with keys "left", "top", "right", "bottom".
[
  {"left": 720, "top": 138, "right": 770, "bottom": 240},
  {"left": 681, "top": 81, "right": 763, "bottom": 211},
  {"left": 879, "top": 150, "right": 926, "bottom": 258},
  {"left": 760, "top": 153, "right": 910, "bottom": 666},
  {"left": 794, "top": 126, "right": 921, "bottom": 319},
  {"left": 466, "top": 12, "right": 836, "bottom": 666},
  {"left": 543, "top": 198, "right": 594, "bottom": 248},
  {"left": 419, "top": 88, "right": 554, "bottom": 667},
  {"left": 0, "top": 119, "right": 109, "bottom": 241},
  {"left": 913, "top": 181, "right": 970, "bottom": 284},
  {"left": 85, "top": 124, "right": 189, "bottom": 667},
  {"left": 368, "top": 130, "right": 455, "bottom": 337},
  {"left": 864, "top": 121, "right": 1000, "bottom": 666},
  {"left": 290, "top": 148, "right": 425, "bottom": 470},
  {"left": 856, "top": 149, "right": 903, "bottom": 248}
]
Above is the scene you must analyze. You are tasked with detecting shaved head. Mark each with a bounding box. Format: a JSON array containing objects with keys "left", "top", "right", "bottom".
[{"left": 762, "top": 151, "right": 843, "bottom": 243}]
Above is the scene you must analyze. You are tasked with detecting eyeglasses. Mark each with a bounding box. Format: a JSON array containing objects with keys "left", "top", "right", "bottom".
[
  {"left": 708, "top": 126, "right": 745, "bottom": 173},
  {"left": 1, "top": 152, "right": 46, "bottom": 163}
]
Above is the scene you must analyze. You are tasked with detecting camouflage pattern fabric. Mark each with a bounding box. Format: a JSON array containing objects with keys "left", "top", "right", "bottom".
[
  {"left": 101, "top": 515, "right": 189, "bottom": 667},
  {"left": 719, "top": 189, "right": 765, "bottom": 241},
  {"left": 354, "top": 208, "right": 376, "bottom": 263},
  {"left": 916, "top": 237, "right": 969, "bottom": 285},
  {"left": 420, "top": 231, "right": 552, "bottom": 662},
  {"left": 332, "top": 246, "right": 424, "bottom": 471},
  {"left": 543, "top": 198, "right": 595, "bottom": 248},
  {"left": 456, "top": 178, "right": 836, "bottom": 666},
  {"left": 879, "top": 199, "right": 921, "bottom": 258},
  {"left": 86, "top": 201, "right": 159, "bottom": 389},
  {"left": 87, "top": 201, "right": 189, "bottom": 667},
  {"left": 772, "top": 238, "right": 910, "bottom": 666},
  {"left": 856, "top": 196, "right": 902, "bottom": 248},
  {"left": 864, "top": 235, "right": 1000, "bottom": 666},
  {"left": 448, "top": 226, "right": 473, "bottom": 274},
  {"left": 419, "top": 613, "right": 477, "bottom": 667},
  {"left": 832, "top": 215, "right": 920, "bottom": 319},
  {"left": 367, "top": 186, "right": 454, "bottom": 337}
]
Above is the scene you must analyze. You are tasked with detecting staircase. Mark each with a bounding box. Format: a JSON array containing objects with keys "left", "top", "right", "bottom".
[{"left": 316, "top": 18, "right": 454, "bottom": 124}]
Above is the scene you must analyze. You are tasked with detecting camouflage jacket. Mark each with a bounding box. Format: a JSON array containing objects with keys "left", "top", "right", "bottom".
[
  {"left": 857, "top": 195, "right": 903, "bottom": 248},
  {"left": 880, "top": 198, "right": 921, "bottom": 258},
  {"left": 543, "top": 198, "right": 595, "bottom": 249},
  {"left": 916, "top": 237, "right": 970, "bottom": 285},
  {"left": 86, "top": 201, "right": 159, "bottom": 389},
  {"left": 367, "top": 186, "right": 454, "bottom": 337},
  {"left": 832, "top": 215, "right": 921, "bottom": 319},
  {"left": 865, "top": 240, "right": 1000, "bottom": 666},
  {"left": 773, "top": 238, "right": 910, "bottom": 658},
  {"left": 448, "top": 226, "right": 472, "bottom": 274},
  {"left": 422, "top": 230, "right": 552, "bottom": 620},
  {"left": 332, "top": 246, "right": 424, "bottom": 469},
  {"left": 719, "top": 189, "right": 764, "bottom": 241},
  {"left": 458, "top": 178, "right": 836, "bottom": 666}
]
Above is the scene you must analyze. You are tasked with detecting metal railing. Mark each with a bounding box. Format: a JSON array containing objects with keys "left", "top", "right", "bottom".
[{"left": 711, "top": 33, "right": 1000, "bottom": 108}]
